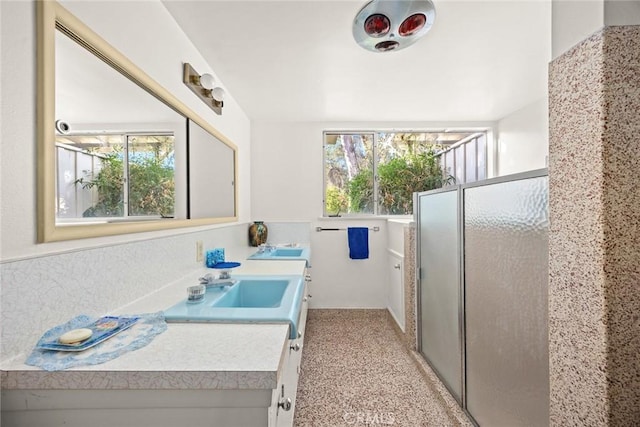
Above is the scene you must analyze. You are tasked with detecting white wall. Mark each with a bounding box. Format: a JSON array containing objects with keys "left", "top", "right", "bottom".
[
  {"left": 0, "top": 1, "right": 251, "bottom": 362},
  {"left": 496, "top": 98, "right": 549, "bottom": 176},
  {"left": 552, "top": 0, "right": 604, "bottom": 59},
  {"left": 0, "top": 0, "right": 251, "bottom": 262},
  {"left": 604, "top": 0, "right": 640, "bottom": 25},
  {"left": 552, "top": 0, "right": 640, "bottom": 59}
]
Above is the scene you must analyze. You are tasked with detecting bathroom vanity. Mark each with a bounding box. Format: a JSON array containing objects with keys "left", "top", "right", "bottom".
[{"left": 1, "top": 258, "right": 309, "bottom": 427}]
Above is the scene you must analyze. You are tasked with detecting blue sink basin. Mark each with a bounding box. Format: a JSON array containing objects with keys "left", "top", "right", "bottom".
[
  {"left": 247, "top": 246, "right": 311, "bottom": 267},
  {"left": 272, "top": 248, "right": 303, "bottom": 257},
  {"left": 163, "top": 275, "right": 305, "bottom": 339},
  {"left": 212, "top": 279, "right": 289, "bottom": 308}
]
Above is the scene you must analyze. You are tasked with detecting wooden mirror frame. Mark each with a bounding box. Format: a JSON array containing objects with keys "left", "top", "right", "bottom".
[{"left": 37, "top": 1, "right": 238, "bottom": 242}]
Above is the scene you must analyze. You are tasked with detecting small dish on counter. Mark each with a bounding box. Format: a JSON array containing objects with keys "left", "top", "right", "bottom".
[{"left": 35, "top": 316, "right": 139, "bottom": 352}]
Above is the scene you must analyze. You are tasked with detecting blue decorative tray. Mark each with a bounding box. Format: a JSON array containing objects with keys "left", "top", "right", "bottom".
[{"left": 35, "top": 316, "right": 139, "bottom": 352}]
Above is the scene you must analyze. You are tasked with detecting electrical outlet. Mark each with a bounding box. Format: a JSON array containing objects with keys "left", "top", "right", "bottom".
[{"left": 196, "top": 241, "right": 204, "bottom": 263}]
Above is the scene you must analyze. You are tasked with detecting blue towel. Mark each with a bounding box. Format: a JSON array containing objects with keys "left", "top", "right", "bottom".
[{"left": 348, "top": 227, "right": 369, "bottom": 260}]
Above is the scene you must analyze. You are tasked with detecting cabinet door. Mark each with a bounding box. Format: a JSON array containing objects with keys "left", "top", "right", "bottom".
[
  {"left": 274, "top": 344, "right": 297, "bottom": 427},
  {"left": 387, "top": 253, "right": 404, "bottom": 331},
  {"left": 273, "top": 281, "right": 309, "bottom": 427}
]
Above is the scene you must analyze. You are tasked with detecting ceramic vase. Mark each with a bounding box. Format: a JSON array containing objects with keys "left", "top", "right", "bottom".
[{"left": 249, "top": 221, "right": 268, "bottom": 246}]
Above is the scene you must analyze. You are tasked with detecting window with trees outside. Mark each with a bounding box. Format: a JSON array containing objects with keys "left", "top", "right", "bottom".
[
  {"left": 55, "top": 133, "right": 175, "bottom": 221},
  {"left": 323, "top": 131, "right": 488, "bottom": 216}
]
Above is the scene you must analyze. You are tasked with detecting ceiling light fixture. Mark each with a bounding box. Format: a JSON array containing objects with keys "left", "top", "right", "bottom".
[
  {"left": 353, "top": 0, "right": 435, "bottom": 53},
  {"left": 183, "top": 63, "right": 225, "bottom": 115}
]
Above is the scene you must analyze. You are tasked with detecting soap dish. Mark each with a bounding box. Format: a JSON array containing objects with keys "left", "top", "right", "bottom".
[
  {"left": 211, "top": 261, "right": 241, "bottom": 279},
  {"left": 211, "top": 262, "right": 241, "bottom": 269}
]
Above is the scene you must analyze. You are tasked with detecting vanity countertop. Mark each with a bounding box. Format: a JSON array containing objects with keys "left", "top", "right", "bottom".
[{"left": 1, "top": 255, "right": 307, "bottom": 391}]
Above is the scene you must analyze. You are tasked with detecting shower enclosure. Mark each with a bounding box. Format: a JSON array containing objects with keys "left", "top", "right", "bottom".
[{"left": 415, "top": 169, "right": 549, "bottom": 426}]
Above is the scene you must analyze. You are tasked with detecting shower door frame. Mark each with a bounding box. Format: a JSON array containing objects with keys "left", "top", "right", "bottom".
[{"left": 414, "top": 184, "right": 466, "bottom": 407}]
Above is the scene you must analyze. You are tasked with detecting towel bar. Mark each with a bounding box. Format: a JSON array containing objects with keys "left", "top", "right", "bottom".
[{"left": 315, "top": 226, "right": 380, "bottom": 232}]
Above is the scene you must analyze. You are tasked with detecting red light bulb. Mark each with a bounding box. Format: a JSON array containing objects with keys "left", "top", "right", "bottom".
[
  {"left": 399, "top": 13, "right": 426, "bottom": 37},
  {"left": 364, "top": 14, "right": 390, "bottom": 37},
  {"left": 375, "top": 40, "right": 399, "bottom": 52}
]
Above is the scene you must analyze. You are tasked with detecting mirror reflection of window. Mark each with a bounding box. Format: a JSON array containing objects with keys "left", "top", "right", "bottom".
[
  {"left": 55, "top": 133, "right": 176, "bottom": 221},
  {"left": 127, "top": 134, "right": 175, "bottom": 218}
]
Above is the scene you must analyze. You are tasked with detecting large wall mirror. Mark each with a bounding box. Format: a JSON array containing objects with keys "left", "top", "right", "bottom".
[{"left": 37, "top": 1, "right": 238, "bottom": 242}]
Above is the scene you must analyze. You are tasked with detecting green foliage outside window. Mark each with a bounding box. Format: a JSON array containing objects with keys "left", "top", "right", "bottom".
[
  {"left": 377, "top": 151, "right": 454, "bottom": 214},
  {"left": 128, "top": 156, "right": 175, "bottom": 216},
  {"left": 76, "top": 151, "right": 175, "bottom": 218},
  {"left": 325, "top": 186, "right": 349, "bottom": 216},
  {"left": 346, "top": 150, "right": 454, "bottom": 215},
  {"left": 76, "top": 153, "right": 126, "bottom": 217},
  {"left": 347, "top": 168, "right": 375, "bottom": 213}
]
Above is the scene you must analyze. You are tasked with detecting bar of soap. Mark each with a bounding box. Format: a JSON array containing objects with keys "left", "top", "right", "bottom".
[{"left": 58, "top": 328, "right": 93, "bottom": 344}]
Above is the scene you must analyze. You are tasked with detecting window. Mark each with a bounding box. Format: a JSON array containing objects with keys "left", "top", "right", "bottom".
[
  {"left": 323, "top": 131, "right": 487, "bottom": 216},
  {"left": 55, "top": 133, "right": 175, "bottom": 220}
]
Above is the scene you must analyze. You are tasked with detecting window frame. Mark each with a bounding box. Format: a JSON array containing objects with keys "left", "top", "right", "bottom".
[{"left": 323, "top": 129, "right": 493, "bottom": 217}]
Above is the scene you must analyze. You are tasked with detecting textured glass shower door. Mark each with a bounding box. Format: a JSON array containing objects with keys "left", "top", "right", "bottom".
[
  {"left": 417, "top": 188, "right": 462, "bottom": 402},
  {"left": 464, "top": 174, "right": 549, "bottom": 426}
]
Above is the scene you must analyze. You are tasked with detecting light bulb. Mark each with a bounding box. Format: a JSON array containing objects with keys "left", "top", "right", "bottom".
[
  {"left": 211, "top": 87, "right": 225, "bottom": 102},
  {"left": 199, "top": 73, "right": 215, "bottom": 90}
]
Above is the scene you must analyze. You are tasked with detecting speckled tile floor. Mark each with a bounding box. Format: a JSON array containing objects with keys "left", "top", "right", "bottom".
[{"left": 294, "top": 309, "right": 472, "bottom": 427}]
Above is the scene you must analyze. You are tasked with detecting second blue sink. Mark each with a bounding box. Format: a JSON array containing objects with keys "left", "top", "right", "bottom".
[
  {"left": 246, "top": 246, "right": 311, "bottom": 267},
  {"left": 272, "top": 248, "right": 303, "bottom": 257}
]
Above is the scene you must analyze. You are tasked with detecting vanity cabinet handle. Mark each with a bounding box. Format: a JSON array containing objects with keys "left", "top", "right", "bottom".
[
  {"left": 278, "top": 397, "right": 292, "bottom": 411},
  {"left": 290, "top": 343, "right": 301, "bottom": 352},
  {"left": 394, "top": 263, "right": 401, "bottom": 269},
  {"left": 278, "top": 384, "right": 292, "bottom": 411}
]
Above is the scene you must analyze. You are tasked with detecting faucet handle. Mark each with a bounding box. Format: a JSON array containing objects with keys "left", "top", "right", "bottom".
[{"left": 199, "top": 273, "right": 215, "bottom": 284}]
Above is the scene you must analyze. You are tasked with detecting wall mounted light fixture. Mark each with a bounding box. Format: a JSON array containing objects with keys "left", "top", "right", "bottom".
[
  {"left": 353, "top": 0, "right": 435, "bottom": 52},
  {"left": 183, "top": 63, "right": 225, "bottom": 115}
]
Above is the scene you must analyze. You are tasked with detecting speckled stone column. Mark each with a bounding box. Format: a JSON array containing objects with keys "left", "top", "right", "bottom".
[
  {"left": 549, "top": 26, "right": 640, "bottom": 426},
  {"left": 403, "top": 224, "right": 417, "bottom": 351}
]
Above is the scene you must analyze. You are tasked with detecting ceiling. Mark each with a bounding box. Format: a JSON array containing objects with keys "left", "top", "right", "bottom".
[{"left": 163, "top": 0, "right": 551, "bottom": 123}]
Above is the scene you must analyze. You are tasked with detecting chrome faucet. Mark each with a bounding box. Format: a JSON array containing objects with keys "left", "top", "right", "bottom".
[
  {"left": 198, "top": 273, "right": 237, "bottom": 289},
  {"left": 258, "top": 243, "right": 276, "bottom": 253}
]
